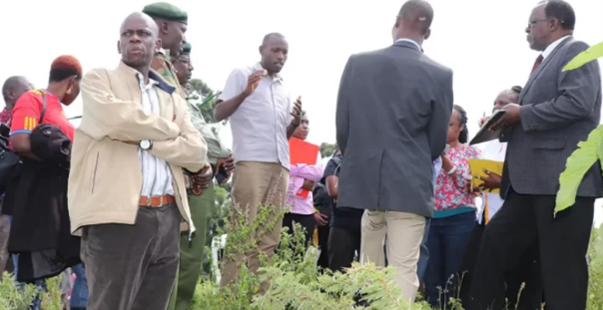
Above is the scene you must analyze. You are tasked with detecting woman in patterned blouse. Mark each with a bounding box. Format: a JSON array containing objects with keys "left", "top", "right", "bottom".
[{"left": 424, "top": 105, "right": 480, "bottom": 308}]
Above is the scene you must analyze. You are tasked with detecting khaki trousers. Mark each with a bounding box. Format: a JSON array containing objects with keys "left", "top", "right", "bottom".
[
  {"left": 360, "top": 209, "right": 425, "bottom": 301},
  {"left": 219, "top": 161, "right": 288, "bottom": 287}
]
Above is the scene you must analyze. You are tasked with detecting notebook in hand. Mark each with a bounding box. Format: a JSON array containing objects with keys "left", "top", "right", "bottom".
[{"left": 469, "top": 110, "right": 506, "bottom": 145}]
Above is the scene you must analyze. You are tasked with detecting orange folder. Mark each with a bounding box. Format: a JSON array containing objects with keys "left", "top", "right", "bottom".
[{"left": 289, "top": 138, "right": 320, "bottom": 198}]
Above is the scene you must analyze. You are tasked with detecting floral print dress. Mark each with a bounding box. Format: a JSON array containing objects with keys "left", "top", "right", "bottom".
[{"left": 435, "top": 144, "right": 481, "bottom": 214}]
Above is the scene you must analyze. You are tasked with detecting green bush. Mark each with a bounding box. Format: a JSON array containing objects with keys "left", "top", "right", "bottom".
[
  {"left": 1, "top": 209, "right": 600, "bottom": 310},
  {"left": 0, "top": 272, "right": 63, "bottom": 310},
  {"left": 190, "top": 198, "right": 603, "bottom": 310},
  {"left": 0, "top": 273, "right": 36, "bottom": 310}
]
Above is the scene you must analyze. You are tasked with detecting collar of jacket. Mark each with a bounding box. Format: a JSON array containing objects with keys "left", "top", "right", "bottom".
[
  {"left": 116, "top": 61, "right": 176, "bottom": 95},
  {"left": 158, "top": 48, "right": 171, "bottom": 60}
]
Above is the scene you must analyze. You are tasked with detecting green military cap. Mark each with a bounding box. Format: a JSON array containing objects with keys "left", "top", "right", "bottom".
[
  {"left": 142, "top": 2, "right": 188, "bottom": 24},
  {"left": 181, "top": 42, "right": 191, "bottom": 55}
]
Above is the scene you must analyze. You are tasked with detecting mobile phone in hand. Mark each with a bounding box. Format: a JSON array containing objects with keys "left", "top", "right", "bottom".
[{"left": 215, "top": 164, "right": 229, "bottom": 185}]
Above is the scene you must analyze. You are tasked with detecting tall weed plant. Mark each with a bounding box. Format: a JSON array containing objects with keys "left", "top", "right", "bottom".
[
  {"left": 191, "top": 197, "right": 603, "bottom": 310},
  {"left": 1, "top": 214, "right": 601, "bottom": 310}
]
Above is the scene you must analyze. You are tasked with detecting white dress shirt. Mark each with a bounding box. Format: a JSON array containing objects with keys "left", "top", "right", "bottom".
[
  {"left": 137, "top": 73, "right": 175, "bottom": 197},
  {"left": 542, "top": 35, "right": 571, "bottom": 59},
  {"left": 218, "top": 63, "right": 293, "bottom": 169}
]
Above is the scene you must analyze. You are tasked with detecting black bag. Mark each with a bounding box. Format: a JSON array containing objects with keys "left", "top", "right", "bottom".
[{"left": 0, "top": 92, "right": 47, "bottom": 196}]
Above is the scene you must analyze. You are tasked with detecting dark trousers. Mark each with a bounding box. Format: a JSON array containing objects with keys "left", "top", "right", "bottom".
[
  {"left": 424, "top": 212, "right": 475, "bottom": 309},
  {"left": 328, "top": 226, "right": 361, "bottom": 272},
  {"left": 460, "top": 219, "right": 543, "bottom": 310},
  {"left": 81, "top": 203, "right": 181, "bottom": 310},
  {"left": 282, "top": 213, "right": 315, "bottom": 246},
  {"left": 468, "top": 190, "right": 594, "bottom": 310},
  {"left": 316, "top": 224, "right": 330, "bottom": 270}
]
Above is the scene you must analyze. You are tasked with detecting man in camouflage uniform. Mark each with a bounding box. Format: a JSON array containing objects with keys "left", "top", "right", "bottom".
[
  {"left": 165, "top": 41, "right": 234, "bottom": 310},
  {"left": 143, "top": 2, "right": 188, "bottom": 98}
]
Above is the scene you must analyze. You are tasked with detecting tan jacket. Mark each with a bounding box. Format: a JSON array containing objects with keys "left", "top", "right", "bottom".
[{"left": 68, "top": 62, "right": 207, "bottom": 236}]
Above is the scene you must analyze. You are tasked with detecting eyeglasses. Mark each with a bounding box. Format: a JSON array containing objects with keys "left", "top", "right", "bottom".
[
  {"left": 528, "top": 19, "right": 550, "bottom": 28},
  {"left": 528, "top": 18, "right": 563, "bottom": 28}
]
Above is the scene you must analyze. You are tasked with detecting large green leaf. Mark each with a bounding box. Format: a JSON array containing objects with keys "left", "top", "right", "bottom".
[
  {"left": 555, "top": 125, "right": 603, "bottom": 215},
  {"left": 562, "top": 40, "right": 603, "bottom": 71}
]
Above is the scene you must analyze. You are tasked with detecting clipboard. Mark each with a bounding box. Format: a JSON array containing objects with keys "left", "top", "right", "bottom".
[
  {"left": 289, "top": 138, "right": 320, "bottom": 198},
  {"left": 469, "top": 110, "right": 506, "bottom": 145},
  {"left": 468, "top": 159, "right": 504, "bottom": 193}
]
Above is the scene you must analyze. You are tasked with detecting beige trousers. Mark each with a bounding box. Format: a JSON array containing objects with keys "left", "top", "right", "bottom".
[
  {"left": 360, "top": 209, "right": 425, "bottom": 302},
  {"left": 219, "top": 161, "right": 289, "bottom": 287}
]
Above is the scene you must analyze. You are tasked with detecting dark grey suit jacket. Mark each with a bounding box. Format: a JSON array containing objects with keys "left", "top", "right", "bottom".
[
  {"left": 501, "top": 37, "right": 603, "bottom": 199},
  {"left": 335, "top": 40, "right": 453, "bottom": 217}
]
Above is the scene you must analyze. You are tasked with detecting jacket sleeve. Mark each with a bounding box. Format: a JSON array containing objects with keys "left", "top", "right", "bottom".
[
  {"left": 336, "top": 56, "right": 354, "bottom": 155},
  {"left": 148, "top": 95, "right": 207, "bottom": 173},
  {"left": 428, "top": 69, "right": 454, "bottom": 161},
  {"left": 290, "top": 153, "right": 324, "bottom": 182},
  {"left": 519, "top": 41, "right": 601, "bottom": 132},
  {"left": 79, "top": 68, "right": 181, "bottom": 141}
]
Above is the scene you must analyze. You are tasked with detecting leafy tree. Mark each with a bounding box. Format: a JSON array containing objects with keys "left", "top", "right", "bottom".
[
  {"left": 188, "top": 78, "right": 221, "bottom": 124},
  {"left": 319, "top": 142, "right": 337, "bottom": 158}
]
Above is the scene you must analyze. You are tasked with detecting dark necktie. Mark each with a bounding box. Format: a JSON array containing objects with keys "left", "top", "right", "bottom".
[{"left": 531, "top": 54, "right": 544, "bottom": 74}]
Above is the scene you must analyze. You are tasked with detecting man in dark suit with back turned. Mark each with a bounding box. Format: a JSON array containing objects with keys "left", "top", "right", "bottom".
[
  {"left": 335, "top": 0, "right": 453, "bottom": 301},
  {"left": 468, "top": 1, "right": 602, "bottom": 310}
]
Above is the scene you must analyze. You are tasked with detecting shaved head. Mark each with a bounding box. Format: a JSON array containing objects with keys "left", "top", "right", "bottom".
[
  {"left": 120, "top": 12, "right": 158, "bottom": 37},
  {"left": 119, "top": 12, "right": 161, "bottom": 73},
  {"left": 262, "top": 32, "right": 285, "bottom": 45},
  {"left": 399, "top": 0, "right": 434, "bottom": 35},
  {"left": 2, "top": 76, "right": 32, "bottom": 110}
]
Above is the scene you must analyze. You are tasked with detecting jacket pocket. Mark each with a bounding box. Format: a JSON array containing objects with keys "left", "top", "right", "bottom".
[
  {"left": 91, "top": 152, "right": 99, "bottom": 193},
  {"left": 530, "top": 138, "right": 566, "bottom": 150}
]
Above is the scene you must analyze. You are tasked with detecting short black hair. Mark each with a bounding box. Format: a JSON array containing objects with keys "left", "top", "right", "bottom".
[
  {"left": 544, "top": 0, "right": 575, "bottom": 31},
  {"left": 453, "top": 104, "right": 469, "bottom": 144},
  {"left": 399, "top": 0, "right": 434, "bottom": 35},
  {"left": 262, "top": 32, "right": 285, "bottom": 45}
]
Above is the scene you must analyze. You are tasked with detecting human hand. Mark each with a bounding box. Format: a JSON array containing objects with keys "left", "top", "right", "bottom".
[
  {"left": 489, "top": 104, "right": 520, "bottom": 131},
  {"left": 478, "top": 116, "right": 491, "bottom": 127},
  {"left": 302, "top": 179, "right": 315, "bottom": 191},
  {"left": 290, "top": 96, "right": 302, "bottom": 127},
  {"left": 243, "top": 70, "right": 267, "bottom": 96},
  {"left": 314, "top": 212, "right": 329, "bottom": 227},
  {"left": 223, "top": 154, "right": 235, "bottom": 175},
  {"left": 476, "top": 169, "right": 502, "bottom": 191},
  {"left": 192, "top": 165, "right": 213, "bottom": 195}
]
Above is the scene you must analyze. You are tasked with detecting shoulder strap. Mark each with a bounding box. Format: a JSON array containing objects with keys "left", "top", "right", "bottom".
[{"left": 39, "top": 91, "right": 47, "bottom": 124}]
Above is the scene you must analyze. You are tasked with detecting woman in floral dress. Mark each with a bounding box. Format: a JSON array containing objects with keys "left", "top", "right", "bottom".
[{"left": 424, "top": 105, "right": 480, "bottom": 308}]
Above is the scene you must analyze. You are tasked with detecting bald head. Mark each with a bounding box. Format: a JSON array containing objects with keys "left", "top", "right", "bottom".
[
  {"left": 119, "top": 12, "right": 161, "bottom": 73},
  {"left": 120, "top": 12, "right": 159, "bottom": 37},
  {"left": 2, "top": 76, "right": 32, "bottom": 111},
  {"left": 399, "top": 0, "right": 434, "bottom": 35}
]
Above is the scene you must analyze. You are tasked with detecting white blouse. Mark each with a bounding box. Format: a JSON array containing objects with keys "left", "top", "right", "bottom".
[{"left": 477, "top": 140, "right": 507, "bottom": 225}]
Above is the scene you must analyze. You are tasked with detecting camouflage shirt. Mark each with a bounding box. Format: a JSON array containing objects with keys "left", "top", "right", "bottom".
[
  {"left": 151, "top": 49, "right": 186, "bottom": 98},
  {"left": 186, "top": 98, "right": 230, "bottom": 165}
]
